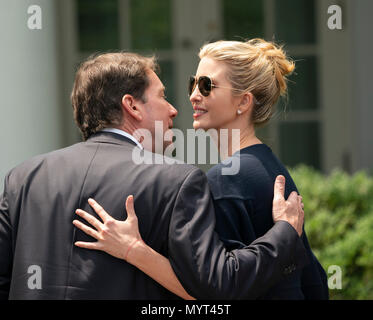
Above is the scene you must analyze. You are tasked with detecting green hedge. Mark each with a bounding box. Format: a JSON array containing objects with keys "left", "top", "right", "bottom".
[{"left": 289, "top": 165, "right": 373, "bottom": 300}]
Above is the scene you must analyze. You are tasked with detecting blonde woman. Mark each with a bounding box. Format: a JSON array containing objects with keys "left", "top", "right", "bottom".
[{"left": 74, "top": 39, "right": 328, "bottom": 300}]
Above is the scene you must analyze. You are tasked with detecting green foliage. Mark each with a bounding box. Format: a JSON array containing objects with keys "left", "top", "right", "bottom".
[{"left": 289, "top": 165, "right": 373, "bottom": 300}]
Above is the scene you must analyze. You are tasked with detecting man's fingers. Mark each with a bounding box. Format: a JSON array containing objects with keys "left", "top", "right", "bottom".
[
  {"left": 75, "top": 209, "right": 102, "bottom": 231},
  {"left": 287, "top": 191, "right": 299, "bottom": 203},
  {"left": 73, "top": 219, "right": 100, "bottom": 240},
  {"left": 273, "top": 175, "right": 286, "bottom": 200},
  {"left": 125, "top": 195, "right": 137, "bottom": 221},
  {"left": 88, "top": 198, "right": 110, "bottom": 222},
  {"left": 299, "top": 196, "right": 305, "bottom": 209}
]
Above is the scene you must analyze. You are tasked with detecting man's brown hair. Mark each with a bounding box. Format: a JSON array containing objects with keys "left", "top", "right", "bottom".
[{"left": 71, "top": 52, "right": 158, "bottom": 140}]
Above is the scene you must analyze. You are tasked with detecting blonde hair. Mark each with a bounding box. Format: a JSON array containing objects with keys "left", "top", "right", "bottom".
[{"left": 199, "top": 38, "right": 295, "bottom": 126}]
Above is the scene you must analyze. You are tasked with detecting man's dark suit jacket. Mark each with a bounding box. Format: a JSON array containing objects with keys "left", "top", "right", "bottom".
[{"left": 0, "top": 132, "right": 308, "bottom": 299}]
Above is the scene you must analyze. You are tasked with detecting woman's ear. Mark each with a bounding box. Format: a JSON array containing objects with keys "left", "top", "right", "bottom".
[
  {"left": 121, "top": 94, "right": 143, "bottom": 121},
  {"left": 238, "top": 92, "right": 255, "bottom": 114}
]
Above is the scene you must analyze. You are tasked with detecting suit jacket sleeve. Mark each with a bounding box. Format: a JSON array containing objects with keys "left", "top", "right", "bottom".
[
  {"left": 168, "top": 168, "right": 309, "bottom": 299},
  {"left": 0, "top": 174, "right": 13, "bottom": 300}
]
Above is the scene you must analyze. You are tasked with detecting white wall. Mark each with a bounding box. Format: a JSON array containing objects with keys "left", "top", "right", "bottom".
[{"left": 0, "top": 0, "right": 62, "bottom": 189}]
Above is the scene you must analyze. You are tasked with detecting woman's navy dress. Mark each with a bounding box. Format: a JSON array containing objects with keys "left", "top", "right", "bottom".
[{"left": 207, "top": 144, "right": 329, "bottom": 300}]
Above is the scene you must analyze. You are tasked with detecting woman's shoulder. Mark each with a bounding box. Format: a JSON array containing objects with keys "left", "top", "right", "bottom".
[
  {"left": 206, "top": 143, "right": 298, "bottom": 198},
  {"left": 206, "top": 151, "right": 268, "bottom": 199},
  {"left": 207, "top": 146, "right": 269, "bottom": 179}
]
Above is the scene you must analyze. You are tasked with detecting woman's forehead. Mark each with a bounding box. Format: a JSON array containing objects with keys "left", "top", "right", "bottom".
[{"left": 196, "top": 57, "right": 227, "bottom": 80}]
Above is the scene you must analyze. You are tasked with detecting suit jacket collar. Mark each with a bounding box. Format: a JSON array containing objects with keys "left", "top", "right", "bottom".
[{"left": 86, "top": 131, "right": 139, "bottom": 148}]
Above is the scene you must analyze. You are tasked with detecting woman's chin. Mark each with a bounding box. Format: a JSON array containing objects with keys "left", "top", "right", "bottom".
[
  {"left": 192, "top": 120, "right": 200, "bottom": 130},
  {"left": 193, "top": 120, "right": 209, "bottom": 131}
]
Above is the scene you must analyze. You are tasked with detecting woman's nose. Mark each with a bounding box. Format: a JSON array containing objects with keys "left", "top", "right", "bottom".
[{"left": 189, "top": 85, "right": 202, "bottom": 103}]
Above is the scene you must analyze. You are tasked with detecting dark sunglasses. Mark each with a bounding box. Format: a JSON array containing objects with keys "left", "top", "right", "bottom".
[
  {"left": 188, "top": 76, "right": 246, "bottom": 97},
  {"left": 189, "top": 76, "right": 217, "bottom": 97}
]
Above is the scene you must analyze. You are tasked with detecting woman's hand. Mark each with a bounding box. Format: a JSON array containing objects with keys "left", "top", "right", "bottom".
[
  {"left": 73, "top": 195, "right": 143, "bottom": 261},
  {"left": 73, "top": 196, "right": 195, "bottom": 300}
]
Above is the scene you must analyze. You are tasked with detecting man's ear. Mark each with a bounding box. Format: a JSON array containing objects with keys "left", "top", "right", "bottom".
[{"left": 121, "top": 94, "right": 143, "bottom": 121}]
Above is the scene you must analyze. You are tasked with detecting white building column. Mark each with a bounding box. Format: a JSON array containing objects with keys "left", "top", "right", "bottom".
[
  {"left": 318, "top": 0, "right": 354, "bottom": 173},
  {"left": 0, "top": 0, "right": 62, "bottom": 187},
  {"left": 319, "top": 0, "right": 373, "bottom": 173},
  {"left": 172, "top": 0, "right": 222, "bottom": 170},
  {"left": 351, "top": 0, "right": 373, "bottom": 172}
]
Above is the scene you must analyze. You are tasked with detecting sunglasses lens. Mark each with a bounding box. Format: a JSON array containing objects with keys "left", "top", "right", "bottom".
[
  {"left": 188, "top": 76, "right": 212, "bottom": 96},
  {"left": 198, "top": 77, "right": 212, "bottom": 96},
  {"left": 188, "top": 76, "right": 197, "bottom": 96}
]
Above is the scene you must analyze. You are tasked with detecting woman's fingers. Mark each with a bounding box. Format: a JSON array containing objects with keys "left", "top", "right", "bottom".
[
  {"left": 75, "top": 209, "right": 102, "bottom": 231},
  {"left": 125, "top": 195, "right": 137, "bottom": 221},
  {"left": 74, "top": 241, "right": 103, "bottom": 250},
  {"left": 88, "top": 198, "right": 111, "bottom": 223},
  {"left": 73, "top": 219, "right": 100, "bottom": 240}
]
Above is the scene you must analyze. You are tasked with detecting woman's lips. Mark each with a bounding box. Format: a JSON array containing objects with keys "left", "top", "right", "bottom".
[{"left": 193, "top": 108, "right": 208, "bottom": 119}]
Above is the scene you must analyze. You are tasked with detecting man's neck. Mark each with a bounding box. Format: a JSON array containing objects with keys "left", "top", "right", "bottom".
[{"left": 102, "top": 126, "right": 144, "bottom": 150}]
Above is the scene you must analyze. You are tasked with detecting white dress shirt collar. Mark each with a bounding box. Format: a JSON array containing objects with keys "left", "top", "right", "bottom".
[{"left": 101, "top": 128, "right": 143, "bottom": 150}]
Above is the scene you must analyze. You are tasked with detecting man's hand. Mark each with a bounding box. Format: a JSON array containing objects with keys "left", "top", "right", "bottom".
[{"left": 272, "top": 175, "right": 304, "bottom": 237}]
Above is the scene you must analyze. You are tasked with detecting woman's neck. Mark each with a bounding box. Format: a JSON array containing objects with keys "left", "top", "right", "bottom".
[{"left": 214, "top": 126, "right": 262, "bottom": 160}]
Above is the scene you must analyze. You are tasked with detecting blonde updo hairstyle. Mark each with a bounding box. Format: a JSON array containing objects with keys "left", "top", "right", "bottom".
[{"left": 199, "top": 38, "right": 295, "bottom": 126}]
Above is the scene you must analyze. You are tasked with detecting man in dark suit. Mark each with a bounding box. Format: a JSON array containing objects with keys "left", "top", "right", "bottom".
[{"left": 0, "top": 52, "right": 307, "bottom": 299}]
